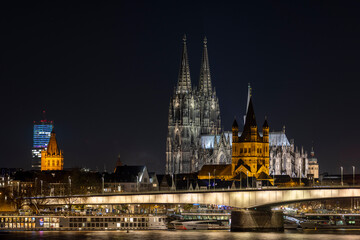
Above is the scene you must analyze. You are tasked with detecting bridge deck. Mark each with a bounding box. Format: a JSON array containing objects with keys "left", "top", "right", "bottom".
[{"left": 42, "top": 187, "right": 360, "bottom": 208}]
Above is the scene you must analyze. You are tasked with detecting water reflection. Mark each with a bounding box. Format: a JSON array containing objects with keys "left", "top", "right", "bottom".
[{"left": 2, "top": 231, "right": 360, "bottom": 240}]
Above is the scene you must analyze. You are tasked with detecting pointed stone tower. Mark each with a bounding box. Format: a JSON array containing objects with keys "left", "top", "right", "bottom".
[
  {"left": 41, "top": 129, "right": 64, "bottom": 171},
  {"left": 166, "top": 36, "right": 223, "bottom": 174},
  {"left": 166, "top": 35, "right": 201, "bottom": 174},
  {"left": 232, "top": 93, "right": 270, "bottom": 179},
  {"left": 176, "top": 35, "right": 192, "bottom": 94},
  {"left": 198, "top": 37, "right": 221, "bottom": 135}
]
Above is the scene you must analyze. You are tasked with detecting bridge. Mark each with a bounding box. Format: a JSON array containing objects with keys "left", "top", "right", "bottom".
[{"left": 44, "top": 186, "right": 360, "bottom": 209}]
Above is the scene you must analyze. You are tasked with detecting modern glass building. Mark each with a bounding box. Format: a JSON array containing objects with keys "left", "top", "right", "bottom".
[{"left": 31, "top": 116, "right": 53, "bottom": 170}]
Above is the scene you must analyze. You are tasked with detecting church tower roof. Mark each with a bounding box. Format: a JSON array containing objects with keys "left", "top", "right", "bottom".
[
  {"left": 239, "top": 96, "right": 259, "bottom": 141},
  {"left": 198, "top": 36, "right": 212, "bottom": 95},
  {"left": 262, "top": 117, "right": 269, "bottom": 128},
  {"left": 232, "top": 118, "right": 238, "bottom": 129},
  {"left": 176, "top": 34, "right": 192, "bottom": 94},
  {"left": 47, "top": 129, "right": 60, "bottom": 155},
  {"left": 245, "top": 97, "right": 257, "bottom": 128}
]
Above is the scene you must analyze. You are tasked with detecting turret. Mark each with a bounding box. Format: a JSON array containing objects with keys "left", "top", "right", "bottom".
[
  {"left": 232, "top": 118, "right": 238, "bottom": 143},
  {"left": 262, "top": 117, "right": 269, "bottom": 143}
]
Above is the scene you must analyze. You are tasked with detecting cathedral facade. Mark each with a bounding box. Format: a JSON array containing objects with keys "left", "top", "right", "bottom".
[
  {"left": 166, "top": 36, "right": 308, "bottom": 178},
  {"left": 166, "top": 36, "right": 221, "bottom": 174}
]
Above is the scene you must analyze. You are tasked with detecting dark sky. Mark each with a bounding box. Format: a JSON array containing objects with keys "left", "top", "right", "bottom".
[{"left": 1, "top": 1, "right": 360, "bottom": 174}]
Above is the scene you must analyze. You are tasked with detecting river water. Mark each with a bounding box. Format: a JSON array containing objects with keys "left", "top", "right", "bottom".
[{"left": 2, "top": 231, "right": 360, "bottom": 240}]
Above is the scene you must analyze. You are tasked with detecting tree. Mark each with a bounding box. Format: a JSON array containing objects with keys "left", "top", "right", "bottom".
[
  {"left": 28, "top": 197, "right": 49, "bottom": 214},
  {"left": 3, "top": 184, "right": 32, "bottom": 211}
]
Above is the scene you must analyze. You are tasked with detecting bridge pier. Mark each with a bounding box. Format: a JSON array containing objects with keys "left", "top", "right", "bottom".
[{"left": 231, "top": 209, "right": 284, "bottom": 232}]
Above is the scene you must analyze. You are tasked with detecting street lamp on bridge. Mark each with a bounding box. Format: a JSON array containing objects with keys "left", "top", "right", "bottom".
[
  {"left": 246, "top": 171, "right": 249, "bottom": 188},
  {"left": 68, "top": 176, "right": 71, "bottom": 195},
  {"left": 208, "top": 172, "right": 210, "bottom": 190},
  {"left": 341, "top": 166, "right": 343, "bottom": 187},
  {"left": 213, "top": 169, "right": 216, "bottom": 191},
  {"left": 102, "top": 174, "right": 105, "bottom": 194},
  {"left": 353, "top": 166, "right": 356, "bottom": 186}
]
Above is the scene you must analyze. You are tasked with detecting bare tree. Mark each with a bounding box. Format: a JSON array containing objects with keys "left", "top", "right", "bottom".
[
  {"left": 28, "top": 197, "right": 50, "bottom": 214},
  {"left": 3, "top": 185, "right": 32, "bottom": 211}
]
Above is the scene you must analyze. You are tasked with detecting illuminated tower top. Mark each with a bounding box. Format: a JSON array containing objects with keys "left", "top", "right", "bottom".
[
  {"left": 41, "top": 128, "right": 64, "bottom": 171},
  {"left": 32, "top": 110, "right": 54, "bottom": 170},
  {"left": 33, "top": 110, "right": 54, "bottom": 149},
  {"left": 198, "top": 36, "right": 212, "bottom": 95},
  {"left": 46, "top": 129, "right": 60, "bottom": 155},
  {"left": 176, "top": 34, "right": 192, "bottom": 94}
]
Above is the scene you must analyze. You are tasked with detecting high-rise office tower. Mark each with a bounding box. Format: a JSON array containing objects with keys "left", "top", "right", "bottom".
[{"left": 31, "top": 111, "right": 53, "bottom": 170}]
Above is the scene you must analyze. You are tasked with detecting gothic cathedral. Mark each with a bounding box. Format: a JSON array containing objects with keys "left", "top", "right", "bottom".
[
  {"left": 166, "top": 36, "right": 222, "bottom": 174},
  {"left": 166, "top": 36, "right": 308, "bottom": 179}
]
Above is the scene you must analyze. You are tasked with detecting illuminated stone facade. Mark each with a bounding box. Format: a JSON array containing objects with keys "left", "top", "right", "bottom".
[
  {"left": 198, "top": 95, "right": 271, "bottom": 183},
  {"left": 166, "top": 36, "right": 222, "bottom": 174},
  {"left": 166, "top": 37, "right": 309, "bottom": 177},
  {"left": 307, "top": 148, "right": 319, "bottom": 179},
  {"left": 41, "top": 130, "right": 64, "bottom": 171},
  {"left": 231, "top": 97, "right": 270, "bottom": 179}
]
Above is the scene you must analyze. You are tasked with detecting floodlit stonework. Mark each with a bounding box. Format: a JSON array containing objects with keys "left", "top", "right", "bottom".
[
  {"left": 166, "top": 36, "right": 222, "bottom": 174},
  {"left": 166, "top": 36, "right": 309, "bottom": 178},
  {"left": 41, "top": 130, "right": 64, "bottom": 171}
]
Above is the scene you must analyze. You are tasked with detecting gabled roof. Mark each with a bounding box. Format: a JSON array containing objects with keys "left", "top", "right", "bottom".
[
  {"left": 113, "top": 165, "right": 146, "bottom": 182},
  {"left": 198, "top": 164, "right": 232, "bottom": 177},
  {"left": 257, "top": 172, "right": 272, "bottom": 180},
  {"left": 157, "top": 174, "right": 172, "bottom": 187}
]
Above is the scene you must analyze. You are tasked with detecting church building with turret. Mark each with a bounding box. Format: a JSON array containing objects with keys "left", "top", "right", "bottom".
[
  {"left": 166, "top": 36, "right": 308, "bottom": 179},
  {"left": 41, "top": 130, "right": 64, "bottom": 171},
  {"left": 166, "top": 36, "right": 226, "bottom": 174}
]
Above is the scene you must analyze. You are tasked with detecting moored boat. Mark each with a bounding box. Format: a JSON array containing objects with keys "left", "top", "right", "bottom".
[{"left": 0, "top": 215, "right": 167, "bottom": 231}]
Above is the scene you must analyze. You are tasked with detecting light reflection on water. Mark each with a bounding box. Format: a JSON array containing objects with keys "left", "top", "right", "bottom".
[{"left": 2, "top": 231, "right": 360, "bottom": 240}]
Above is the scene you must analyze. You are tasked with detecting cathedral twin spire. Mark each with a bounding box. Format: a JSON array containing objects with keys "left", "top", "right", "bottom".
[
  {"left": 177, "top": 35, "right": 192, "bottom": 94},
  {"left": 176, "top": 35, "right": 213, "bottom": 95},
  {"left": 199, "top": 37, "right": 212, "bottom": 95}
]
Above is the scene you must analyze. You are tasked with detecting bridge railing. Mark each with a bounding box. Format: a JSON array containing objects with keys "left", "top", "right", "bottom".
[{"left": 35, "top": 184, "right": 360, "bottom": 199}]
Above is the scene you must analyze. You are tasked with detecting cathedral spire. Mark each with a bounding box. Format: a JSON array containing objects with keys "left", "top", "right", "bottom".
[
  {"left": 246, "top": 83, "right": 252, "bottom": 112},
  {"left": 199, "top": 36, "right": 212, "bottom": 95},
  {"left": 244, "top": 83, "right": 252, "bottom": 124},
  {"left": 176, "top": 34, "right": 192, "bottom": 94}
]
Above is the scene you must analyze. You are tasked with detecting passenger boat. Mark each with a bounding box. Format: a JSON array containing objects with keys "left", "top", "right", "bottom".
[
  {"left": 0, "top": 215, "right": 167, "bottom": 231},
  {"left": 170, "top": 212, "right": 230, "bottom": 230},
  {"left": 298, "top": 213, "right": 360, "bottom": 230},
  {"left": 172, "top": 220, "right": 229, "bottom": 230}
]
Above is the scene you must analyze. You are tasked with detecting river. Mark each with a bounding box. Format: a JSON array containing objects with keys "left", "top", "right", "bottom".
[{"left": 2, "top": 230, "right": 360, "bottom": 240}]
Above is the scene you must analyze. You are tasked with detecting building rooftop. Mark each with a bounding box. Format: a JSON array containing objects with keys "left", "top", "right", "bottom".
[{"left": 201, "top": 131, "right": 290, "bottom": 149}]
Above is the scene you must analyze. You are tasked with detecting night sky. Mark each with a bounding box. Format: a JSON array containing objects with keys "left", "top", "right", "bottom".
[{"left": 2, "top": 1, "right": 360, "bottom": 174}]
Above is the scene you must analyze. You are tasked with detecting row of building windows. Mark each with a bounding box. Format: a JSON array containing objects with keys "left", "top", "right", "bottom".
[
  {"left": 239, "top": 147, "right": 268, "bottom": 154},
  {"left": 69, "top": 222, "right": 148, "bottom": 228},
  {"left": 183, "top": 215, "right": 229, "bottom": 220},
  {"left": 1, "top": 223, "right": 36, "bottom": 228},
  {"left": 70, "top": 217, "right": 149, "bottom": 223},
  {"left": 46, "top": 160, "right": 61, "bottom": 167}
]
